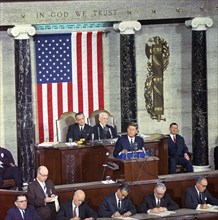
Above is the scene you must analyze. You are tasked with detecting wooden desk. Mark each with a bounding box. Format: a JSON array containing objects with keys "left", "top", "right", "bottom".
[
  {"left": 106, "top": 157, "right": 159, "bottom": 181},
  {"left": 35, "top": 135, "right": 168, "bottom": 184},
  {"left": 99, "top": 209, "right": 218, "bottom": 219},
  {"left": 1, "top": 171, "right": 218, "bottom": 220},
  {"left": 35, "top": 145, "right": 108, "bottom": 185}
]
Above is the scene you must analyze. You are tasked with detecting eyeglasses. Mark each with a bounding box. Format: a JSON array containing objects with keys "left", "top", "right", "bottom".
[
  {"left": 199, "top": 182, "right": 207, "bottom": 188},
  {"left": 39, "top": 172, "right": 48, "bottom": 177},
  {"left": 119, "top": 191, "right": 128, "bottom": 198},
  {"left": 17, "top": 200, "right": 27, "bottom": 203}
]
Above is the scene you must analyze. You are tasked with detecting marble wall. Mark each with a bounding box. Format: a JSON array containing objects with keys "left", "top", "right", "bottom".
[{"left": 0, "top": 16, "right": 217, "bottom": 168}]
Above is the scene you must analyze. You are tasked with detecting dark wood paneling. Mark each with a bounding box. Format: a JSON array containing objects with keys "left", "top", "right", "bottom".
[{"left": 1, "top": 171, "right": 218, "bottom": 219}]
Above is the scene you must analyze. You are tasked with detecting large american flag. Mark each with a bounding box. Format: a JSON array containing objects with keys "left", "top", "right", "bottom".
[{"left": 35, "top": 31, "right": 104, "bottom": 143}]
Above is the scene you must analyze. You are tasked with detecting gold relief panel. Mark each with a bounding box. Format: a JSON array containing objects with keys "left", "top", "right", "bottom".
[{"left": 144, "top": 36, "right": 170, "bottom": 122}]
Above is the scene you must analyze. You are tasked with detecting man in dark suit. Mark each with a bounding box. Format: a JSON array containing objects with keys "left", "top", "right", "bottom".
[
  {"left": 56, "top": 189, "right": 97, "bottom": 220},
  {"left": 4, "top": 194, "right": 41, "bottom": 220},
  {"left": 168, "top": 122, "right": 193, "bottom": 174},
  {"left": 67, "top": 112, "right": 92, "bottom": 142},
  {"left": 113, "top": 122, "right": 144, "bottom": 157},
  {"left": 27, "top": 166, "right": 57, "bottom": 220},
  {"left": 0, "top": 146, "right": 23, "bottom": 190},
  {"left": 98, "top": 183, "right": 136, "bottom": 218},
  {"left": 138, "top": 183, "right": 179, "bottom": 214},
  {"left": 185, "top": 176, "right": 218, "bottom": 209},
  {"left": 92, "top": 112, "right": 117, "bottom": 140}
]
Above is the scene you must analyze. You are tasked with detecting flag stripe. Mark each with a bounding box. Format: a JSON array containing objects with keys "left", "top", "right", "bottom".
[
  {"left": 71, "top": 33, "right": 78, "bottom": 113},
  {"left": 97, "top": 32, "right": 104, "bottom": 109},
  {"left": 87, "top": 32, "right": 94, "bottom": 116},
  {"left": 68, "top": 82, "right": 73, "bottom": 112},
  {"left": 82, "top": 32, "right": 89, "bottom": 116},
  {"left": 37, "top": 84, "right": 44, "bottom": 141},
  {"left": 77, "top": 32, "right": 83, "bottom": 113},
  {"left": 47, "top": 84, "right": 54, "bottom": 141},
  {"left": 35, "top": 32, "right": 104, "bottom": 142},
  {"left": 92, "top": 33, "right": 99, "bottom": 110}
]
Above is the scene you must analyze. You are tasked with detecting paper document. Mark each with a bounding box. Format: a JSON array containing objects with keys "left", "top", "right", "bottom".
[
  {"left": 149, "top": 210, "right": 176, "bottom": 217},
  {"left": 197, "top": 205, "right": 218, "bottom": 212},
  {"left": 101, "top": 180, "right": 116, "bottom": 184},
  {"left": 38, "top": 142, "right": 58, "bottom": 147},
  {"left": 114, "top": 217, "right": 138, "bottom": 220}
]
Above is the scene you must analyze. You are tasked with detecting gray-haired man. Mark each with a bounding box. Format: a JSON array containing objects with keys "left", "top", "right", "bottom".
[{"left": 138, "top": 183, "right": 179, "bottom": 214}]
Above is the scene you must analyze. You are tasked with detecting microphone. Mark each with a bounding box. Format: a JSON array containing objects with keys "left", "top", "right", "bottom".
[
  {"left": 109, "top": 128, "right": 113, "bottom": 139},
  {"left": 97, "top": 127, "right": 100, "bottom": 141},
  {"left": 103, "top": 126, "right": 109, "bottom": 139},
  {"left": 101, "top": 151, "right": 110, "bottom": 181}
]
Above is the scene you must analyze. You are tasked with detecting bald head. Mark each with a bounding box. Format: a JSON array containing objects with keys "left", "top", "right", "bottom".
[
  {"left": 37, "top": 166, "right": 48, "bottom": 175},
  {"left": 37, "top": 166, "right": 49, "bottom": 182},
  {"left": 73, "top": 190, "right": 86, "bottom": 206}
]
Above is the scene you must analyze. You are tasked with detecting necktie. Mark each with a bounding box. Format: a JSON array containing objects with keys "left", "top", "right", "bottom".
[
  {"left": 22, "top": 210, "right": 25, "bottom": 219},
  {"left": 73, "top": 206, "right": 77, "bottom": 217},
  {"left": 43, "top": 183, "right": 47, "bottom": 196},
  {"left": 173, "top": 135, "right": 176, "bottom": 143},
  {"left": 80, "top": 126, "right": 83, "bottom": 132},
  {"left": 118, "top": 200, "right": 121, "bottom": 209},
  {"left": 199, "top": 192, "right": 203, "bottom": 204},
  {"left": 130, "top": 138, "right": 133, "bottom": 144},
  {"left": 157, "top": 199, "right": 160, "bottom": 207}
]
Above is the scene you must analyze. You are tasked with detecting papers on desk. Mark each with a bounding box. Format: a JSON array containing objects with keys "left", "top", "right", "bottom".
[
  {"left": 38, "top": 142, "right": 58, "bottom": 147},
  {"left": 149, "top": 210, "right": 176, "bottom": 217},
  {"left": 197, "top": 205, "right": 218, "bottom": 212},
  {"left": 114, "top": 216, "right": 138, "bottom": 220},
  {"left": 101, "top": 180, "right": 116, "bottom": 184},
  {"left": 38, "top": 142, "right": 78, "bottom": 147}
]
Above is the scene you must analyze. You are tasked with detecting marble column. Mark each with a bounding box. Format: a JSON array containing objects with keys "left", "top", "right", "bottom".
[
  {"left": 185, "top": 17, "right": 213, "bottom": 171},
  {"left": 8, "top": 25, "right": 36, "bottom": 183},
  {"left": 113, "top": 21, "right": 141, "bottom": 132}
]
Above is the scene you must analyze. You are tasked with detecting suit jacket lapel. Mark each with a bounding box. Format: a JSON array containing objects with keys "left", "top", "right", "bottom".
[
  {"left": 15, "top": 208, "right": 23, "bottom": 220},
  {"left": 35, "top": 180, "right": 46, "bottom": 197}
]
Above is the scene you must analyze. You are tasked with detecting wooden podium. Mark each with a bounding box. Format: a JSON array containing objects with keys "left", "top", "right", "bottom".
[
  {"left": 106, "top": 157, "right": 159, "bottom": 182},
  {"left": 35, "top": 135, "right": 167, "bottom": 184}
]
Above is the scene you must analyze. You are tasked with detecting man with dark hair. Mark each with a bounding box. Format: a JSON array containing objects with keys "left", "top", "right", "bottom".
[
  {"left": 57, "top": 189, "right": 97, "bottom": 220},
  {"left": 113, "top": 122, "right": 144, "bottom": 157},
  {"left": 168, "top": 122, "right": 193, "bottom": 174},
  {"left": 98, "top": 183, "right": 136, "bottom": 217},
  {"left": 27, "top": 166, "right": 57, "bottom": 220},
  {"left": 67, "top": 112, "right": 92, "bottom": 142},
  {"left": 138, "top": 183, "right": 179, "bottom": 214},
  {"left": 0, "top": 146, "right": 23, "bottom": 190},
  {"left": 185, "top": 176, "right": 218, "bottom": 209},
  {"left": 5, "top": 194, "right": 41, "bottom": 220}
]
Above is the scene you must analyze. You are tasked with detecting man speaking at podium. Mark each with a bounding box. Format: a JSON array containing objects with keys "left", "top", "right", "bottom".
[{"left": 113, "top": 122, "right": 144, "bottom": 157}]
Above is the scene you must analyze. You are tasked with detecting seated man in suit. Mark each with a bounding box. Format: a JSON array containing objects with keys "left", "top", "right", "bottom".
[
  {"left": 138, "top": 183, "right": 179, "bottom": 214},
  {"left": 185, "top": 176, "right": 218, "bottom": 209},
  {"left": 27, "top": 166, "right": 57, "bottom": 220},
  {"left": 98, "top": 183, "right": 136, "bottom": 218},
  {"left": 0, "top": 146, "right": 23, "bottom": 190},
  {"left": 168, "top": 122, "right": 193, "bottom": 174},
  {"left": 67, "top": 112, "right": 92, "bottom": 142},
  {"left": 113, "top": 122, "right": 144, "bottom": 157},
  {"left": 56, "top": 189, "right": 97, "bottom": 220},
  {"left": 92, "top": 112, "right": 117, "bottom": 140},
  {"left": 5, "top": 193, "right": 41, "bottom": 220}
]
